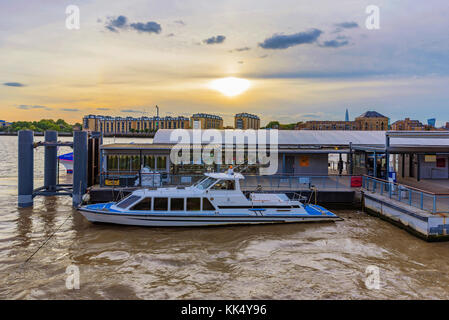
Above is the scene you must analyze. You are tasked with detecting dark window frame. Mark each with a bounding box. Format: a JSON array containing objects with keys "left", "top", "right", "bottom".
[
  {"left": 131, "top": 197, "right": 152, "bottom": 211},
  {"left": 187, "top": 197, "right": 201, "bottom": 211},
  {"left": 202, "top": 198, "right": 215, "bottom": 211},
  {"left": 154, "top": 197, "right": 168, "bottom": 211},
  {"left": 170, "top": 198, "right": 185, "bottom": 211}
]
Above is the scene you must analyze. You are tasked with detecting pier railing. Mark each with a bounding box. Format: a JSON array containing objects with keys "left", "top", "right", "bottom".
[
  {"left": 362, "top": 175, "right": 449, "bottom": 214},
  {"left": 100, "top": 172, "right": 355, "bottom": 191},
  {"left": 240, "top": 174, "right": 353, "bottom": 191}
]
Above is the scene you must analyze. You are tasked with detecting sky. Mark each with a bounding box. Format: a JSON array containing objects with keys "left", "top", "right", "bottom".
[{"left": 0, "top": 0, "right": 448, "bottom": 126}]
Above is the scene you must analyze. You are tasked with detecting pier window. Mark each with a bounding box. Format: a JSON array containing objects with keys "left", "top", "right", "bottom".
[
  {"left": 131, "top": 197, "right": 151, "bottom": 211},
  {"left": 131, "top": 155, "right": 140, "bottom": 171},
  {"left": 170, "top": 198, "right": 184, "bottom": 211},
  {"left": 143, "top": 155, "right": 156, "bottom": 169},
  {"left": 154, "top": 197, "right": 168, "bottom": 211},
  {"left": 187, "top": 198, "right": 201, "bottom": 211},
  {"left": 202, "top": 198, "right": 215, "bottom": 211},
  {"left": 119, "top": 155, "right": 130, "bottom": 171},
  {"left": 107, "top": 155, "right": 119, "bottom": 171},
  {"left": 157, "top": 156, "right": 167, "bottom": 170}
]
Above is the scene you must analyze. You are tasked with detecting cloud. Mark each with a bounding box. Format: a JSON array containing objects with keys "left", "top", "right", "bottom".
[
  {"left": 130, "top": 22, "right": 161, "bottom": 34},
  {"left": 333, "top": 22, "right": 359, "bottom": 33},
  {"left": 166, "top": 33, "right": 175, "bottom": 37},
  {"left": 4, "top": 82, "right": 25, "bottom": 87},
  {"left": 105, "top": 15, "right": 128, "bottom": 32},
  {"left": 232, "top": 47, "right": 251, "bottom": 52},
  {"left": 174, "top": 20, "right": 185, "bottom": 26},
  {"left": 96, "top": 107, "right": 111, "bottom": 111},
  {"left": 61, "top": 108, "right": 80, "bottom": 112},
  {"left": 121, "top": 109, "right": 143, "bottom": 113},
  {"left": 335, "top": 22, "right": 359, "bottom": 29},
  {"left": 259, "top": 29, "right": 322, "bottom": 49},
  {"left": 301, "top": 112, "right": 324, "bottom": 119},
  {"left": 243, "top": 69, "right": 393, "bottom": 79},
  {"left": 238, "top": 61, "right": 244, "bottom": 64},
  {"left": 320, "top": 39, "right": 349, "bottom": 48},
  {"left": 105, "top": 16, "right": 161, "bottom": 34},
  {"left": 259, "top": 54, "right": 268, "bottom": 59},
  {"left": 17, "top": 105, "right": 50, "bottom": 110},
  {"left": 203, "top": 35, "right": 226, "bottom": 44}
]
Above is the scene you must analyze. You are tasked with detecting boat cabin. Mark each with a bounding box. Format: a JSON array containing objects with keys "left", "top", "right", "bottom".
[{"left": 111, "top": 172, "right": 248, "bottom": 212}]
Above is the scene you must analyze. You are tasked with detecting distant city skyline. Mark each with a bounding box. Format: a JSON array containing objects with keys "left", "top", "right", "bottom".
[{"left": 1, "top": 1, "right": 448, "bottom": 126}]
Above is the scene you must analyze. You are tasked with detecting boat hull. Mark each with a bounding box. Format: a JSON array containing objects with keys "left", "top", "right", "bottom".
[{"left": 78, "top": 207, "right": 340, "bottom": 227}]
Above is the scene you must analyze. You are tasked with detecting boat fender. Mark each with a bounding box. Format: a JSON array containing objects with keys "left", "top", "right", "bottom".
[{"left": 82, "top": 193, "right": 90, "bottom": 204}]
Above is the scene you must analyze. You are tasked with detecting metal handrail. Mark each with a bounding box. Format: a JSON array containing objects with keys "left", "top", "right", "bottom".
[
  {"left": 362, "top": 174, "right": 449, "bottom": 196},
  {"left": 362, "top": 175, "right": 449, "bottom": 214}
]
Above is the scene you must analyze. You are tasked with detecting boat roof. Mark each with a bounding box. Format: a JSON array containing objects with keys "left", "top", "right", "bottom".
[{"left": 204, "top": 172, "right": 245, "bottom": 180}]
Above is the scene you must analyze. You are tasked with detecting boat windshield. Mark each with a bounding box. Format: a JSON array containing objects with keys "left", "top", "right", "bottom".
[
  {"left": 195, "top": 177, "right": 217, "bottom": 190},
  {"left": 192, "top": 177, "right": 208, "bottom": 187},
  {"left": 116, "top": 195, "right": 141, "bottom": 209}
]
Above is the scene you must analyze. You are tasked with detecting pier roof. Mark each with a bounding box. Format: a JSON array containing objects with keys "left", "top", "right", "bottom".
[
  {"left": 101, "top": 130, "right": 449, "bottom": 154},
  {"left": 153, "top": 129, "right": 386, "bottom": 146}
]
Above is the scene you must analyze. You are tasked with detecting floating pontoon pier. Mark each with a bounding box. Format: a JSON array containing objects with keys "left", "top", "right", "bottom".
[{"left": 17, "top": 129, "right": 449, "bottom": 241}]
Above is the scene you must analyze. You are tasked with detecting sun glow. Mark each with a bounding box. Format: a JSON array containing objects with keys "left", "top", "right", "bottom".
[{"left": 209, "top": 77, "right": 251, "bottom": 97}]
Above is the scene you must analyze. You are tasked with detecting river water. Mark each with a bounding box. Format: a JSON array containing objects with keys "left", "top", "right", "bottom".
[{"left": 1, "top": 135, "right": 449, "bottom": 299}]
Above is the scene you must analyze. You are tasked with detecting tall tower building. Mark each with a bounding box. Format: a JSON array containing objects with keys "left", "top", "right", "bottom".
[{"left": 345, "top": 109, "right": 349, "bottom": 122}]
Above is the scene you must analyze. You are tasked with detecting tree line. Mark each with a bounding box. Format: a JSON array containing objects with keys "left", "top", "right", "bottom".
[{"left": 0, "top": 119, "right": 82, "bottom": 133}]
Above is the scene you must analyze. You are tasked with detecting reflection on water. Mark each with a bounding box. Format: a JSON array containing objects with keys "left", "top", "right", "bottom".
[{"left": 1, "top": 136, "right": 449, "bottom": 299}]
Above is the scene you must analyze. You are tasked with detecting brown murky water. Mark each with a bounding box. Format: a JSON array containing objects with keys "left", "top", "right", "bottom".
[{"left": 1, "top": 135, "right": 449, "bottom": 299}]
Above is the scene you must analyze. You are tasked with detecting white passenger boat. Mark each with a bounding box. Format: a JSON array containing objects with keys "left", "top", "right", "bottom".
[{"left": 78, "top": 172, "right": 341, "bottom": 227}]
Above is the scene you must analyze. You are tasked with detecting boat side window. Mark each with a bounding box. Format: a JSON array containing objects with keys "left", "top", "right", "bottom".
[
  {"left": 202, "top": 198, "right": 215, "bottom": 211},
  {"left": 170, "top": 198, "right": 184, "bottom": 211},
  {"left": 131, "top": 197, "right": 151, "bottom": 211},
  {"left": 211, "top": 180, "right": 235, "bottom": 190},
  {"left": 154, "top": 198, "right": 168, "bottom": 211},
  {"left": 196, "top": 178, "right": 217, "bottom": 190},
  {"left": 192, "top": 177, "right": 207, "bottom": 187},
  {"left": 226, "top": 181, "right": 235, "bottom": 190},
  {"left": 187, "top": 198, "right": 201, "bottom": 211},
  {"left": 211, "top": 180, "right": 226, "bottom": 190},
  {"left": 116, "top": 195, "right": 141, "bottom": 209}
]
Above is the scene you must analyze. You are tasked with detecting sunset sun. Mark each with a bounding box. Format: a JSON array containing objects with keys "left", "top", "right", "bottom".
[{"left": 209, "top": 77, "right": 251, "bottom": 97}]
